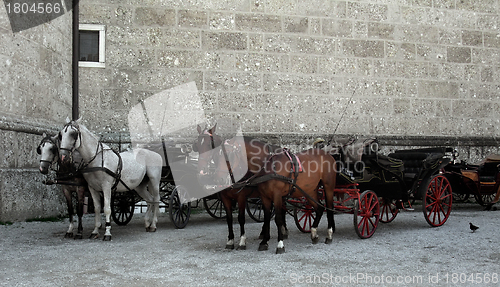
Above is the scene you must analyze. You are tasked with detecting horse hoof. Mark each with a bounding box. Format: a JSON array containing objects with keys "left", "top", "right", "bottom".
[
  {"left": 325, "top": 238, "right": 333, "bottom": 244},
  {"left": 146, "top": 227, "right": 157, "bottom": 232},
  {"left": 258, "top": 244, "right": 268, "bottom": 251},
  {"left": 312, "top": 237, "right": 319, "bottom": 244},
  {"left": 74, "top": 234, "right": 83, "bottom": 240},
  {"left": 276, "top": 247, "right": 285, "bottom": 254},
  {"left": 64, "top": 233, "right": 73, "bottom": 239},
  {"left": 225, "top": 244, "right": 235, "bottom": 250},
  {"left": 237, "top": 245, "right": 246, "bottom": 251},
  {"left": 103, "top": 235, "right": 112, "bottom": 241},
  {"left": 89, "top": 233, "right": 99, "bottom": 239}
]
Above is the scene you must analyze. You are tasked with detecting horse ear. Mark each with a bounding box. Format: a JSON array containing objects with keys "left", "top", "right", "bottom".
[
  {"left": 197, "top": 125, "right": 202, "bottom": 134},
  {"left": 65, "top": 116, "right": 71, "bottom": 123},
  {"left": 209, "top": 123, "right": 217, "bottom": 134}
]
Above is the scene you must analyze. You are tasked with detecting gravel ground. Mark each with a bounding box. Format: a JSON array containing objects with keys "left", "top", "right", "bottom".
[{"left": 0, "top": 203, "right": 499, "bottom": 287}]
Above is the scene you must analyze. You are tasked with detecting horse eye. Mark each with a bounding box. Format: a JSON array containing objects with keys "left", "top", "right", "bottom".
[
  {"left": 58, "top": 133, "right": 62, "bottom": 140},
  {"left": 70, "top": 131, "right": 78, "bottom": 140}
]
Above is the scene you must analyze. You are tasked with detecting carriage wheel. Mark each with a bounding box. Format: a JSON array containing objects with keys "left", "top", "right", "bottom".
[
  {"left": 453, "top": 192, "right": 469, "bottom": 203},
  {"left": 424, "top": 175, "right": 452, "bottom": 227},
  {"left": 353, "top": 190, "right": 380, "bottom": 239},
  {"left": 293, "top": 203, "right": 315, "bottom": 233},
  {"left": 379, "top": 198, "right": 398, "bottom": 223},
  {"left": 203, "top": 193, "right": 227, "bottom": 219},
  {"left": 474, "top": 193, "right": 495, "bottom": 206},
  {"left": 111, "top": 192, "right": 135, "bottom": 226},
  {"left": 169, "top": 185, "right": 191, "bottom": 229}
]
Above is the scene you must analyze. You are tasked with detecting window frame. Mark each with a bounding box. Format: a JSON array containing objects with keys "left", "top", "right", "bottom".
[{"left": 78, "top": 24, "right": 106, "bottom": 68}]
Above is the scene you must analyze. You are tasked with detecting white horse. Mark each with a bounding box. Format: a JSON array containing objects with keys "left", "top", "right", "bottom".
[
  {"left": 58, "top": 119, "right": 162, "bottom": 241},
  {"left": 37, "top": 133, "right": 88, "bottom": 239}
]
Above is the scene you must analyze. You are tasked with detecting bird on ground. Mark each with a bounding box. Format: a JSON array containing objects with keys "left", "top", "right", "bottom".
[{"left": 469, "top": 222, "right": 479, "bottom": 232}]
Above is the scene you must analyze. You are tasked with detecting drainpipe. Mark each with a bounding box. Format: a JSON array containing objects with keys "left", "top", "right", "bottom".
[{"left": 72, "top": 0, "right": 79, "bottom": 121}]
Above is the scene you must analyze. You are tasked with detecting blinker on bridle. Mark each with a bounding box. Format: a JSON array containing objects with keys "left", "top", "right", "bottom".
[{"left": 59, "top": 122, "right": 81, "bottom": 155}]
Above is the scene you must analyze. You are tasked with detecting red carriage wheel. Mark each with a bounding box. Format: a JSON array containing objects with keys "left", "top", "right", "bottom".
[
  {"left": 354, "top": 190, "right": 380, "bottom": 239},
  {"left": 293, "top": 204, "right": 315, "bottom": 233},
  {"left": 423, "top": 175, "right": 452, "bottom": 227},
  {"left": 379, "top": 198, "right": 398, "bottom": 223}
]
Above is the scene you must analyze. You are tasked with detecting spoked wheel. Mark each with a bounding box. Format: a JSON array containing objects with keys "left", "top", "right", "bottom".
[
  {"left": 424, "top": 175, "right": 452, "bottom": 227},
  {"left": 354, "top": 190, "right": 380, "bottom": 239},
  {"left": 379, "top": 198, "right": 398, "bottom": 223},
  {"left": 169, "top": 185, "right": 191, "bottom": 229},
  {"left": 203, "top": 193, "right": 226, "bottom": 219},
  {"left": 246, "top": 197, "right": 275, "bottom": 222},
  {"left": 111, "top": 192, "right": 135, "bottom": 226},
  {"left": 474, "top": 193, "right": 495, "bottom": 206},
  {"left": 293, "top": 203, "right": 315, "bottom": 233},
  {"left": 453, "top": 192, "right": 469, "bottom": 203}
]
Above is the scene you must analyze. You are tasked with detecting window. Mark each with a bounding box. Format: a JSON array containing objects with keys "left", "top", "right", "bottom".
[{"left": 79, "top": 24, "right": 105, "bottom": 68}]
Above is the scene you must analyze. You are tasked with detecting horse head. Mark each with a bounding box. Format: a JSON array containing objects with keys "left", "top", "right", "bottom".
[
  {"left": 59, "top": 119, "right": 81, "bottom": 163},
  {"left": 194, "top": 124, "right": 223, "bottom": 176},
  {"left": 37, "top": 133, "right": 59, "bottom": 174}
]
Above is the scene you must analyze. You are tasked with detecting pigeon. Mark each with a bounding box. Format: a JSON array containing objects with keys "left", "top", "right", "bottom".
[{"left": 469, "top": 222, "right": 479, "bottom": 232}]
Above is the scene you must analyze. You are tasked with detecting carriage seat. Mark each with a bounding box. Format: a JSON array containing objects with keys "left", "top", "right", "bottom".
[
  {"left": 477, "top": 162, "right": 500, "bottom": 183},
  {"left": 388, "top": 152, "right": 429, "bottom": 180}
]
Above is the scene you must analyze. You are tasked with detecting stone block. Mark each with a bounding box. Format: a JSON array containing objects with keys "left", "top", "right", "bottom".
[
  {"left": 342, "top": 39, "right": 384, "bottom": 58},
  {"left": 347, "top": 2, "right": 388, "bottom": 21},
  {"left": 484, "top": 32, "right": 500, "bottom": 48},
  {"left": 202, "top": 32, "right": 247, "bottom": 50},
  {"left": 209, "top": 12, "right": 236, "bottom": 30},
  {"left": 417, "top": 80, "right": 459, "bottom": 99},
  {"left": 178, "top": 10, "right": 208, "bottom": 28},
  {"left": 322, "top": 19, "right": 352, "bottom": 38},
  {"left": 235, "top": 13, "right": 281, "bottom": 33},
  {"left": 462, "top": 30, "right": 483, "bottom": 46},
  {"left": 368, "top": 22, "right": 395, "bottom": 40},
  {"left": 134, "top": 7, "right": 175, "bottom": 26},
  {"left": 447, "top": 47, "right": 471, "bottom": 63},
  {"left": 284, "top": 17, "right": 309, "bottom": 34}
]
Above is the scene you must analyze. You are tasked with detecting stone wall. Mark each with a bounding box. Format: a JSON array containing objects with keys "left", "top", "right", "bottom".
[
  {"left": 0, "top": 1, "right": 73, "bottom": 222},
  {"left": 78, "top": 0, "right": 500, "bottom": 160}
]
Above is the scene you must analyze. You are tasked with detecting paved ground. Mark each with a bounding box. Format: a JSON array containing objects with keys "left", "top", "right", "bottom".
[{"left": 0, "top": 203, "right": 499, "bottom": 287}]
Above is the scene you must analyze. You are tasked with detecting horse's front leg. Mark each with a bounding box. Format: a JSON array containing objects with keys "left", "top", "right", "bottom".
[
  {"left": 221, "top": 192, "right": 235, "bottom": 249},
  {"left": 102, "top": 187, "right": 113, "bottom": 241},
  {"left": 62, "top": 186, "right": 74, "bottom": 238},
  {"left": 274, "top": 196, "right": 286, "bottom": 254},
  {"left": 88, "top": 188, "right": 102, "bottom": 239},
  {"left": 236, "top": 192, "right": 247, "bottom": 250},
  {"left": 75, "top": 186, "right": 85, "bottom": 239}
]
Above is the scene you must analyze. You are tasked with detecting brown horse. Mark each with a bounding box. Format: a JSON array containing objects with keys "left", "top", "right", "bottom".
[
  {"left": 256, "top": 148, "right": 337, "bottom": 254},
  {"left": 195, "top": 125, "right": 282, "bottom": 250}
]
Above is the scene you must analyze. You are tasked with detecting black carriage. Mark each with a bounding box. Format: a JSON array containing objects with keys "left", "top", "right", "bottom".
[
  {"left": 442, "top": 154, "right": 500, "bottom": 207},
  {"left": 292, "top": 138, "right": 454, "bottom": 239}
]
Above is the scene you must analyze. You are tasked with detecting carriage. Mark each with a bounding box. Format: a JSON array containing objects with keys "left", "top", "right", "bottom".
[
  {"left": 442, "top": 154, "right": 500, "bottom": 207},
  {"left": 291, "top": 138, "right": 454, "bottom": 239},
  {"left": 110, "top": 140, "right": 268, "bottom": 229}
]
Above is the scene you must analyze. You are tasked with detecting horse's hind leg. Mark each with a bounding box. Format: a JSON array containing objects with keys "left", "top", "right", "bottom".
[
  {"left": 310, "top": 204, "right": 324, "bottom": 244},
  {"left": 274, "top": 196, "right": 286, "bottom": 254},
  {"left": 258, "top": 196, "right": 272, "bottom": 252},
  {"left": 145, "top": 165, "right": 161, "bottom": 232},
  {"left": 236, "top": 191, "right": 248, "bottom": 250},
  {"left": 88, "top": 188, "right": 102, "bottom": 239},
  {"left": 63, "top": 187, "right": 74, "bottom": 238},
  {"left": 135, "top": 182, "right": 155, "bottom": 232},
  {"left": 221, "top": 191, "right": 235, "bottom": 249}
]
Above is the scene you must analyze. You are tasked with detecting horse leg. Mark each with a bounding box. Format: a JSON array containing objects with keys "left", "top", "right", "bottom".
[
  {"left": 236, "top": 192, "right": 247, "bottom": 250},
  {"left": 258, "top": 196, "right": 272, "bottom": 251},
  {"left": 274, "top": 196, "right": 286, "bottom": 254},
  {"left": 221, "top": 192, "right": 235, "bottom": 249},
  {"left": 147, "top": 166, "right": 161, "bottom": 232},
  {"left": 102, "top": 186, "right": 113, "bottom": 241},
  {"left": 280, "top": 206, "right": 288, "bottom": 240},
  {"left": 310, "top": 204, "right": 324, "bottom": 244},
  {"left": 135, "top": 183, "right": 155, "bottom": 232},
  {"left": 62, "top": 186, "right": 74, "bottom": 238},
  {"left": 88, "top": 188, "right": 102, "bottom": 239},
  {"left": 75, "top": 186, "right": 85, "bottom": 239}
]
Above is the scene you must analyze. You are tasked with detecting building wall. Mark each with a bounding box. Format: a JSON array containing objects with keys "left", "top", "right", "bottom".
[
  {"left": 0, "top": 1, "right": 73, "bottom": 222},
  {"left": 79, "top": 0, "right": 500, "bottom": 144}
]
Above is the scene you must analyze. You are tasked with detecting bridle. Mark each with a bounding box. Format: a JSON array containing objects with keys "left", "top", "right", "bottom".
[
  {"left": 37, "top": 136, "right": 59, "bottom": 166},
  {"left": 59, "top": 121, "right": 81, "bottom": 157}
]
